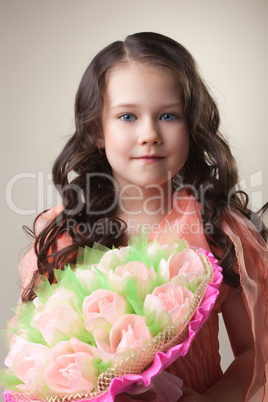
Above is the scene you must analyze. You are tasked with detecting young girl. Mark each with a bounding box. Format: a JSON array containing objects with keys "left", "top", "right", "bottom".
[{"left": 11, "top": 32, "right": 268, "bottom": 401}]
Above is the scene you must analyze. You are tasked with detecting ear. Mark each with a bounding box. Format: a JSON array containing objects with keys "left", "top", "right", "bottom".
[
  {"left": 96, "top": 139, "right": 105, "bottom": 149},
  {"left": 95, "top": 129, "right": 105, "bottom": 149},
  {"left": 95, "top": 138, "right": 106, "bottom": 155}
]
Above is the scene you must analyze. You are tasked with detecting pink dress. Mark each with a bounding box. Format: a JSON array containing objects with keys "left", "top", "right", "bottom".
[
  {"left": 6, "top": 191, "right": 268, "bottom": 401},
  {"left": 165, "top": 287, "right": 227, "bottom": 393},
  {"left": 152, "top": 191, "right": 268, "bottom": 400}
]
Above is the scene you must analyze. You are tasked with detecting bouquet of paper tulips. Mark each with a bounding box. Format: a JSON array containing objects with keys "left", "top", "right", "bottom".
[{"left": 2, "top": 235, "right": 222, "bottom": 402}]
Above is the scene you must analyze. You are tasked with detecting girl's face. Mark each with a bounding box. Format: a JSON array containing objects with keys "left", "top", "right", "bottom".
[{"left": 101, "top": 63, "right": 189, "bottom": 190}]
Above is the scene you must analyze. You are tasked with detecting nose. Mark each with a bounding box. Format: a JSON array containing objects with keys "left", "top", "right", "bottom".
[{"left": 137, "top": 118, "right": 162, "bottom": 146}]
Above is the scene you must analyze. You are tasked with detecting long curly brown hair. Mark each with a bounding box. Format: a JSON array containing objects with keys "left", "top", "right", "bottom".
[{"left": 22, "top": 32, "right": 267, "bottom": 301}]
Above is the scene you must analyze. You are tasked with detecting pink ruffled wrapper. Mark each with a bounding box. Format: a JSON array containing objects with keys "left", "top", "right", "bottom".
[
  {"left": 3, "top": 392, "right": 41, "bottom": 402},
  {"left": 4, "top": 251, "right": 222, "bottom": 402}
]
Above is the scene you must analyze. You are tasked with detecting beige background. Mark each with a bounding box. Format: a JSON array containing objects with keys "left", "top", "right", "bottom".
[{"left": 1, "top": 0, "right": 267, "bottom": 398}]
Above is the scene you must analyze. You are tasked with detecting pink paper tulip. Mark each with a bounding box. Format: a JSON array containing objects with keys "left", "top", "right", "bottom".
[
  {"left": 144, "top": 282, "right": 193, "bottom": 324},
  {"left": 32, "top": 287, "right": 80, "bottom": 327},
  {"left": 45, "top": 338, "right": 98, "bottom": 394},
  {"left": 110, "top": 261, "right": 156, "bottom": 297},
  {"left": 109, "top": 314, "right": 153, "bottom": 354},
  {"left": 5, "top": 335, "right": 49, "bottom": 394},
  {"left": 97, "top": 247, "right": 130, "bottom": 273},
  {"left": 35, "top": 304, "right": 86, "bottom": 346},
  {"left": 75, "top": 268, "right": 99, "bottom": 293},
  {"left": 114, "top": 261, "right": 155, "bottom": 281},
  {"left": 92, "top": 314, "right": 153, "bottom": 364},
  {"left": 168, "top": 249, "right": 206, "bottom": 283},
  {"left": 83, "top": 289, "right": 127, "bottom": 330}
]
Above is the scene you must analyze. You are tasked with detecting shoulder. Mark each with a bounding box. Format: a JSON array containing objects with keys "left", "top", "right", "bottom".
[
  {"left": 222, "top": 208, "right": 267, "bottom": 257},
  {"left": 35, "top": 205, "right": 65, "bottom": 235},
  {"left": 19, "top": 206, "right": 72, "bottom": 292},
  {"left": 34, "top": 205, "right": 73, "bottom": 249}
]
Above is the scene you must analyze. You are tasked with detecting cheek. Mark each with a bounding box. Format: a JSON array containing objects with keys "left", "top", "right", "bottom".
[
  {"left": 104, "top": 133, "right": 134, "bottom": 160},
  {"left": 172, "top": 130, "right": 189, "bottom": 162},
  {"left": 103, "top": 123, "right": 129, "bottom": 150},
  {"left": 182, "top": 135, "right": 190, "bottom": 160}
]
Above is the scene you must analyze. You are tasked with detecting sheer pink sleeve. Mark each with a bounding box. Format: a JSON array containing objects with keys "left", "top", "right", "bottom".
[{"left": 223, "top": 210, "right": 268, "bottom": 401}]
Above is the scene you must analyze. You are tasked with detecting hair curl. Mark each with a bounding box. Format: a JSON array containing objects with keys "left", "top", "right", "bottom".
[{"left": 22, "top": 32, "right": 267, "bottom": 301}]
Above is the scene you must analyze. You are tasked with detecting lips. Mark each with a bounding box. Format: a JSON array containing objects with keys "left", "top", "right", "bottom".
[
  {"left": 133, "top": 155, "right": 165, "bottom": 164},
  {"left": 134, "top": 154, "right": 165, "bottom": 159}
]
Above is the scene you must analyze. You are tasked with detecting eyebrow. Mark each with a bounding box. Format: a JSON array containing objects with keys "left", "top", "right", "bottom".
[{"left": 110, "top": 102, "right": 183, "bottom": 110}]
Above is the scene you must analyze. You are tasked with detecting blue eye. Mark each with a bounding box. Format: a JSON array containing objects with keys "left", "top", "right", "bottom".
[
  {"left": 119, "top": 114, "right": 136, "bottom": 122},
  {"left": 161, "top": 113, "right": 177, "bottom": 121}
]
